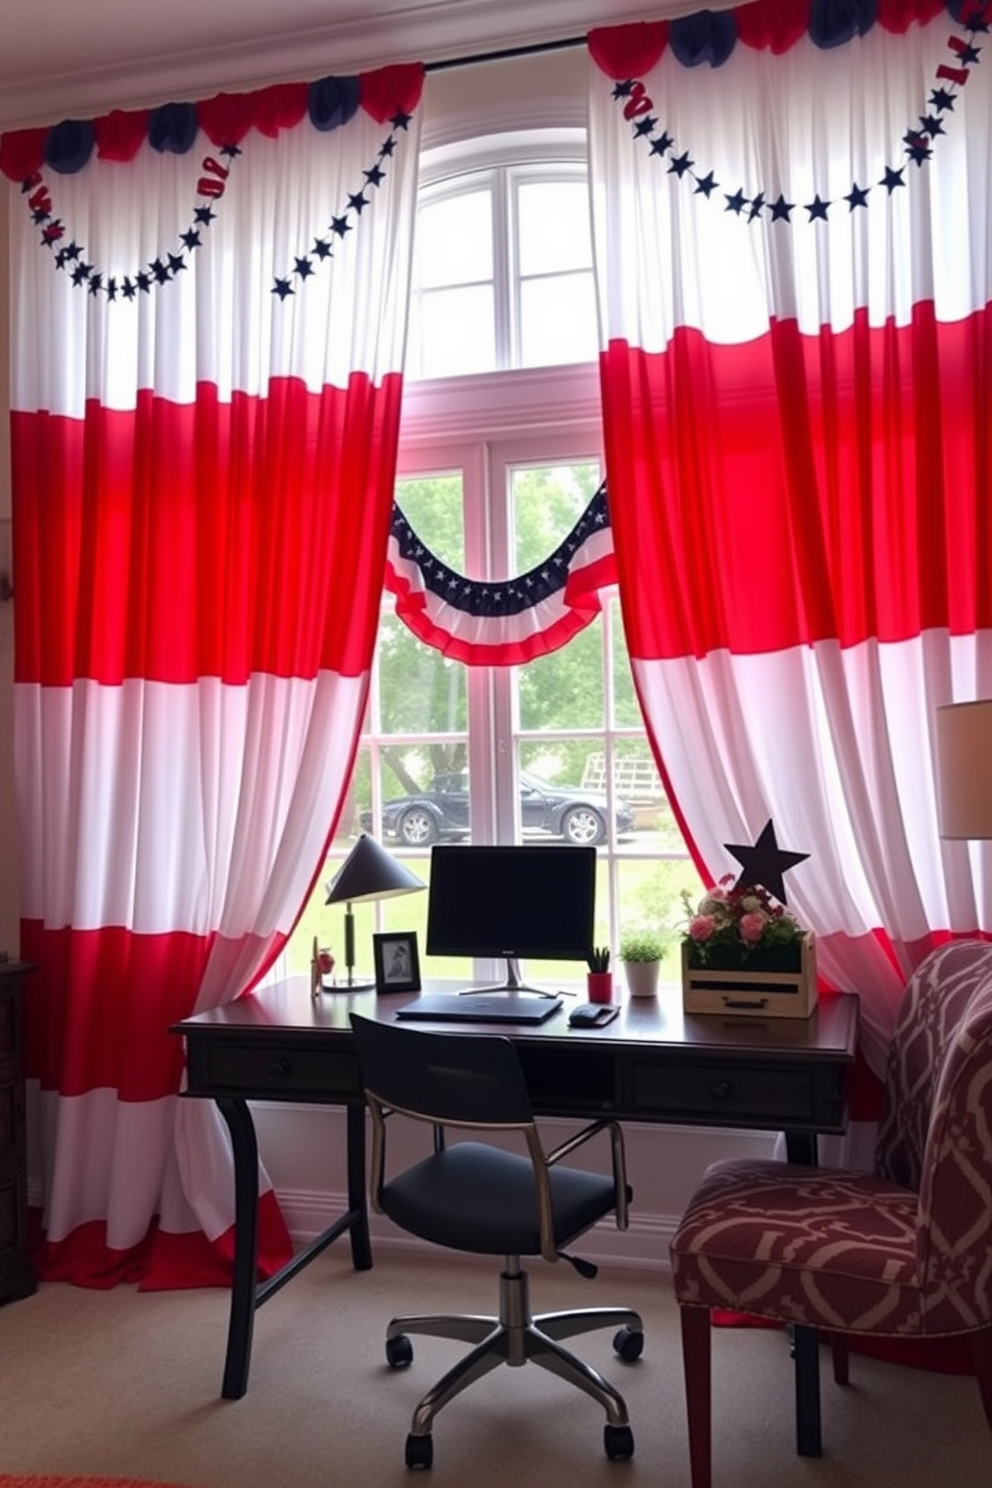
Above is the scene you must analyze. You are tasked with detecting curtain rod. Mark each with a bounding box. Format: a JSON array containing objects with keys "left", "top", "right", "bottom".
[{"left": 424, "top": 35, "right": 586, "bottom": 75}]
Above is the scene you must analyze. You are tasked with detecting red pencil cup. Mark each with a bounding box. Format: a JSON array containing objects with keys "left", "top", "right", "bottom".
[{"left": 587, "top": 970, "right": 613, "bottom": 1005}]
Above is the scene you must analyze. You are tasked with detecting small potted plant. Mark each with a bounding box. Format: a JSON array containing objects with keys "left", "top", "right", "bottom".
[
  {"left": 619, "top": 930, "right": 667, "bottom": 998},
  {"left": 586, "top": 946, "right": 613, "bottom": 1004}
]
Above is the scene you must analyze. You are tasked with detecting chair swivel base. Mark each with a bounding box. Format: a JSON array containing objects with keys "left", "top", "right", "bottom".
[{"left": 384, "top": 1256, "right": 643, "bottom": 1468}]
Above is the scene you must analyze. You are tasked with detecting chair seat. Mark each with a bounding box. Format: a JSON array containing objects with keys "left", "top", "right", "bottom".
[
  {"left": 380, "top": 1140, "right": 617, "bottom": 1255},
  {"left": 670, "top": 1157, "right": 923, "bottom": 1335}
]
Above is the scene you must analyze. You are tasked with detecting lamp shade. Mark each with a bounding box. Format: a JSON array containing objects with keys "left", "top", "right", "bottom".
[
  {"left": 325, "top": 833, "right": 425, "bottom": 905},
  {"left": 935, "top": 700, "right": 992, "bottom": 840}
]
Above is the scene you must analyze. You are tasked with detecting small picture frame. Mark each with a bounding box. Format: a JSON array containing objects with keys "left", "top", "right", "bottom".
[{"left": 372, "top": 931, "right": 421, "bottom": 994}]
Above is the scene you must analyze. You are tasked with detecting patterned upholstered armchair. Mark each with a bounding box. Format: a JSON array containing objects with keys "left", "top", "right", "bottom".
[{"left": 670, "top": 940, "right": 992, "bottom": 1488}]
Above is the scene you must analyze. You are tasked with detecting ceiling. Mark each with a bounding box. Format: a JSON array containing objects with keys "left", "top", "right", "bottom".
[{"left": 0, "top": 0, "right": 711, "bottom": 129}]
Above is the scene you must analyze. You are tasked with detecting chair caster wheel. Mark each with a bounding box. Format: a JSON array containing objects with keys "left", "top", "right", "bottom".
[
  {"left": 613, "top": 1325, "right": 644, "bottom": 1362},
  {"left": 405, "top": 1432, "right": 434, "bottom": 1469},
  {"left": 387, "top": 1334, "right": 414, "bottom": 1368},
  {"left": 604, "top": 1424, "right": 635, "bottom": 1460}
]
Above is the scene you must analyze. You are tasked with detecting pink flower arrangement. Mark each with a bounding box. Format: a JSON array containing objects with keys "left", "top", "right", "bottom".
[{"left": 681, "top": 877, "right": 806, "bottom": 968}]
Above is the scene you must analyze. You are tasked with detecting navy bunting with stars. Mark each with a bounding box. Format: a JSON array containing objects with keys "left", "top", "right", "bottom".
[
  {"left": 0, "top": 64, "right": 424, "bottom": 303},
  {"left": 589, "top": 0, "right": 987, "bottom": 223}
]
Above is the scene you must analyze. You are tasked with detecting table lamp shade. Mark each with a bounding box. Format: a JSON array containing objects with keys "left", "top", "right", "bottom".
[
  {"left": 325, "top": 833, "right": 425, "bottom": 906},
  {"left": 935, "top": 700, "right": 992, "bottom": 840},
  {"left": 325, "top": 834, "right": 425, "bottom": 987}
]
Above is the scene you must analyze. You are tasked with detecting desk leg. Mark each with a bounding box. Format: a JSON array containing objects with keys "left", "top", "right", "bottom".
[
  {"left": 217, "top": 1096, "right": 259, "bottom": 1401},
  {"left": 347, "top": 1102, "right": 373, "bottom": 1271},
  {"left": 784, "top": 1130, "right": 822, "bottom": 1457}
]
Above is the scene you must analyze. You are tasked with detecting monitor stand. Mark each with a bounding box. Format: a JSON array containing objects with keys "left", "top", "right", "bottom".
[{"left": 457, "top": 956, "right": 560, "bottom": 1000}]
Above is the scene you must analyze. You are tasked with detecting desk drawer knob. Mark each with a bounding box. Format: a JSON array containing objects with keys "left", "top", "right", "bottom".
[
  {"left": 269, "top": 1060, "right": 292, "bottom": 1078},
  {"left": 710, "top": 1080, "right": 733, "bottom": 1102}
]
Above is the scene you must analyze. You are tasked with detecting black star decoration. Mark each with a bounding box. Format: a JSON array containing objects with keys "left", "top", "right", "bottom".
[
  {"left": 694, "top": 171, "right": 718, "bottom": 197},
  {"left": 806, "top": 194, "right": 831, "bottom": 221},
  {"left": 612, "top": 81, "right": 636, "bottom": 99},
  {"left": 650, "top": 132, "right": 675, "bottom": 157},
  {"left": 918, "top": 114, "right": 945, "bottom": 139},
  {"left": 724, "top": 188, "right": 748, "bottom": 215},
  {"left": 845, "top": 182, "right": 870, "bottom": 210},
  {"left": 724, "top": 820, "right": 809, "bottom": 904},
  {"left": 669, "top": 152, "right": 694, "bottom": 177},
  {"left": 930, "top": 87, "right": 956, "bottom": 112},
  {"left": 880, "top": 165, "right": 905, "bottom": 193},
  {"left": 770, "top": 194, "right": 794, "bottom": 222}
]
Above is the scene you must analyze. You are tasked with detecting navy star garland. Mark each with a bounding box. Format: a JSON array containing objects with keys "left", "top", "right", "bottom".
[
  {"left": 20, "top": 109, "right": 415, "bottom": 304},
  {"left": 724, "top": 819, "right": 809, "bottom": 905},
  {"left": 390, "top": 482, "right": 610, "bottom": 619},
  {"left": 611, "top": 5, "right": 985, "bottom": 228}
]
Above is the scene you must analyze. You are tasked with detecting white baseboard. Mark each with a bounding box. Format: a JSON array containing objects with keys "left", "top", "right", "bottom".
[{"left": 278, "top": 1187, "right": 675, "bottom": 1273}]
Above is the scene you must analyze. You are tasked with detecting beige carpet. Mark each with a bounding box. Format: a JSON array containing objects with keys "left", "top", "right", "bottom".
[{"left": 1, "top": 1248, "right": 990, "bottom": 1488}]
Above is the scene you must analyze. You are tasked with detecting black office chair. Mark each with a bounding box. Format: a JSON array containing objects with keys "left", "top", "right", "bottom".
[{"left": 350, "top": 1013, "right": 643, "bottom": 1469}]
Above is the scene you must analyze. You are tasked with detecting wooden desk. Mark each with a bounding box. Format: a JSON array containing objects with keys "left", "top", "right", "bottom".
[{"left": 174, "top": 978, "right": 858, "bottom": 1447}]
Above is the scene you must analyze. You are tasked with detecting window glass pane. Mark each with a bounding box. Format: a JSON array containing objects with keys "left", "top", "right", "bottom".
[
  {"left": 511, "top": 463, "right": 604, "bottom": 733},
  {"left": 610, "top": 594, "right": 641, "bottom": 727},
  {"left": 415, "top": 190, "right": 493, "bottom": 287},
  {"left": 616, "top": 856, "right": 704, "bottom": 980},
  {"left": 517, "top": 738, "right": 621, "bottom": 849},
  {"left": 511, "top": 462, "right": 599, "bottom": 571},
  {"left": 378, "top": 746, "right": 471, "bottom": 849},
  {"left": 520, "top": 273, "right": 598, "bottom": 368},
  {"left": 414, "top": 286, "right": 496, "bottom": 378},
  {"left": 396, "top": 473, "right": 464, "bottom": 570},
  {"left": 518, "top": 181, "right": 592, "bottom": 276}
]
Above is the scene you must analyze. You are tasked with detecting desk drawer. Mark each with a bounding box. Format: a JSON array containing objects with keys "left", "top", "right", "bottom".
[
  {"left": 626, "top": 1058, "right": 824, "bottom": 1129},
  {"left": 186, "top": 1040, "right": 360, "bottom": 1101}
]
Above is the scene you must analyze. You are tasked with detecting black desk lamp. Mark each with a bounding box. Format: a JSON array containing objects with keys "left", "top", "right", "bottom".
[{"left": 324, "top": 834, "right": 425, "bottom": 990}]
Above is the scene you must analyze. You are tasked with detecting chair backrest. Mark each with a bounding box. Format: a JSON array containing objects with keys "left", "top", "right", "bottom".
[
  {"left": 350, "top": 1013, "right": 535, "bottom": 1128},
  {"left": 875, "top": 939, "right": 992, "bottom": 1331}
]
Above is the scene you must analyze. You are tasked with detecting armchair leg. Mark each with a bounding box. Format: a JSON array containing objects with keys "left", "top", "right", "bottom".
[
  {"left": 828, "top": 1332, "right": 850, "bottom": 1386},
  {"left": 971, "top": 1326, "right": 992, "bottom": 1433},
  {"left": 792, "top": 1324, "right": 822, "bottom": 1457},
  {"left": 679, "top": 1305, "right": 712, "bottom": 1488}
]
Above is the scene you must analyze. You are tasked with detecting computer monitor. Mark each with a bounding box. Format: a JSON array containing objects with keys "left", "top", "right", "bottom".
[{"left": 425, "top": 843, "right": 596, "bottom": 992}]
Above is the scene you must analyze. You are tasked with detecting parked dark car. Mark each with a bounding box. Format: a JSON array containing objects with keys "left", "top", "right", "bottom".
[{"left": 366, "top": 771, "right": 634, "bottom": 848}]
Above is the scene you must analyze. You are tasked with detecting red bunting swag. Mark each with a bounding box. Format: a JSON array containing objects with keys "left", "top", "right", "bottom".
[{"left": 385, "top": 483, "right": 617, "bottom": 665}]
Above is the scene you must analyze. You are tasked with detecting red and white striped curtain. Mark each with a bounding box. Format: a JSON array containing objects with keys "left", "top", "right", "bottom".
[
  {"left": 588, "top": 0, "right": 992, "bottom": 1078},
  {"left": 3, "top": 64, "right": 423, "bottom": 1286}
]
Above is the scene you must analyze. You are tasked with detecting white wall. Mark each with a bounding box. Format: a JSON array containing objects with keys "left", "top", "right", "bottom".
[{"left": 3, "top": 42, "right": 777, "bottom": 1257}]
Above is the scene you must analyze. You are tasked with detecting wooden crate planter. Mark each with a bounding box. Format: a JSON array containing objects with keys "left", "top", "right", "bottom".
[{"left": 682, "top": 935, "right": 818, "bottom": 1019}]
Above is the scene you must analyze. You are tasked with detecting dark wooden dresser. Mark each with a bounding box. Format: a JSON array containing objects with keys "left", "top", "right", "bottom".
[{"left": 0, "top": 958, "right": 36, "bottom": 1305}]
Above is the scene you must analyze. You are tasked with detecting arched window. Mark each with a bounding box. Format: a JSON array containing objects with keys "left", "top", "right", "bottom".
[{"left": 292, "top": 129, "right": 701, "bottom": 989}]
